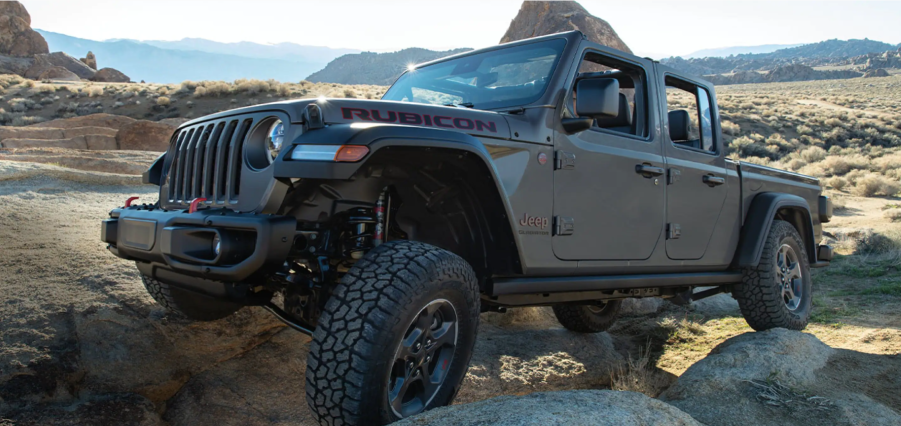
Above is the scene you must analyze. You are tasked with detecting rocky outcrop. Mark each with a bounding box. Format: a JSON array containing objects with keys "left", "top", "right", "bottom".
[
  {"left": 37, "top": 65, "right": 80, "bottom": 82},
  {"left": 500, "top": 1, "right": 631, "bottom": 53},
  {"left": 864, "top": 68, "right": 890, "bottom": 78},
  {"left": 0, "top": 148, "right": 158, "bottom": 175},
  {"left": 706, "top": 64, "right": 863, "bottom": 85},
  {"left": 80, "top": 51, "right": 96, "bottom": 70},
  {"left": 0, "top": 1, "right": 47, "bottom": 57},
  {"left": 91, "top": 67, "right": 131, "bottom": 83},
  {"left": 398, "top": 390, "right": 702, "bottom": 426},
  {"left": 25, "top": 52, "right": 96, "bottom": 80},
  {"left": 661, "top": 329, "right": 901, "bottom": 426},
  {"left": 116, "top": 120, "right": 175, "bottom": 151},
  {"left": 305, "top": 48, "right": 471, "bottom": 85},
  {"left": 30, "top": 113, "right": 137, "bottom": 130}
]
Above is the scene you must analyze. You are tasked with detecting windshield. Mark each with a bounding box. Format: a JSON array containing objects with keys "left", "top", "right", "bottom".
[{"left": 382, "top": 38, "right": 567, "bottom": 110}]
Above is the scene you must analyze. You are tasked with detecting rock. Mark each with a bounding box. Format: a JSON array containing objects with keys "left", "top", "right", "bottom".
[
  {"left": 3, "top": 393, "right": 161, "bottom": 426},
  {"left": 398, "top": 390, "right": 702, "bottom": 426},
  {"left": 455, "top": 323, "right": 625, "bottom": 404},
  {"left": 620, "top": 298, "right": 664, "bottom": 315},
  {"left": 500, "top": 1, "right": 631, "bottom": 54},
  {"left": 689, "top": 291, "right": 739, "bottom": 317},
  {"left": 0, "top": 52, "right": 33, "bottom": 75},
  {"left": 37, "top": 66, "right": 80, "bottom": 82},
  {"left": 91, "top": 67, "right": 130, "bottom": 83},
  {"left": 0, "top": 147, "right": 158, "bottom": 175},
  {"left": 863, "top": 68, "right": 890, "bottom": 78},
  {"left": 62, "top": 126, "right": 119, "bottom": 138},
  {"left": 159, "top": 117, "right": 191, "bottom": 128},
  {"left": 84, "top": 134, "right": 118, "bottom": 150},
  {"left": 1, "top": 136, "right": 89, "bottom": 149},
  {"left": 0, "top": 1, "right": 47, "bottom": 58},
  {"left": 25, "top": 52, "right": 96, "bottom": 80},
  {"left": 116, "top": 120, "right": 176, "bottom": 151},
  {"left": 0, "top": 126, "right": 64, "bottom": 140},
  {"left": 29, "top": 113, "right": 137, "bottom": 131},
  {"left": 79, "top": 51, "right": 97, "bottom": 70},
  {"left": 660, "top": 329, "right": 901, "bottom": 426}
]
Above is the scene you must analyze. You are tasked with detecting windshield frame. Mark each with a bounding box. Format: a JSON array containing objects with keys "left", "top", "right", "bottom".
[{"left": 382, "top": 37, "right": 570, "bottom": 111}]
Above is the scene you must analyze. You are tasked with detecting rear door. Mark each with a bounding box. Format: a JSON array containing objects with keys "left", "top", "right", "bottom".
[
  {"left": 552, "top": 47, "right": 664, "bottom": 261},
  {"left": 659, "top": 73, "right": 728, "bottom": 260}
]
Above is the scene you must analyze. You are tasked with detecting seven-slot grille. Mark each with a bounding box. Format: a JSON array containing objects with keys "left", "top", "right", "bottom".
[{"left": 166, "top": 117, "right": 254, "bottom": 205}]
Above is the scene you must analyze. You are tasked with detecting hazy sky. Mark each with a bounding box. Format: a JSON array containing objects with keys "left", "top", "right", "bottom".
[{"left": 24, "top": 0, "right": 901, "bottom": 57}]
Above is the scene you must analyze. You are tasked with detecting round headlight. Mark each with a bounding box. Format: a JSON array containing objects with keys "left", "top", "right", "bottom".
[{"left": 267, "top": 120, "right": 285, "bottom": 162}]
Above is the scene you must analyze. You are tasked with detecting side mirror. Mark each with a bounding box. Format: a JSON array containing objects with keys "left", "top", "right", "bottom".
[{"left": 575, "top": 78, "right": 620, "bottom": 119}]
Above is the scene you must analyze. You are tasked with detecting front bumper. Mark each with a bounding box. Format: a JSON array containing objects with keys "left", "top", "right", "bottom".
[{"left": 101, "top": 205, "right": 296, "bottom": 282}]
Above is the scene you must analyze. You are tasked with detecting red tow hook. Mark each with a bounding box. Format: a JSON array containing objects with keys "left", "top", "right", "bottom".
[
  {"left": 124, "top": 197, "right": 139, "bottom": 207},
  {"left": 188, "top": 197, "right": 207, "bottom": 214}
]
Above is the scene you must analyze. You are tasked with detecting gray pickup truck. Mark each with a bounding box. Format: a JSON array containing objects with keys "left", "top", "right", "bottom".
[{"left": 101, "top": 30, "right": 833, "bottom": 425}]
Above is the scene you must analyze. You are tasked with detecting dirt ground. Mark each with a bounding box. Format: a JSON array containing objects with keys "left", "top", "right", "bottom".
[{"left": 2, "top": 160, "right": 901, "bottom": 425}]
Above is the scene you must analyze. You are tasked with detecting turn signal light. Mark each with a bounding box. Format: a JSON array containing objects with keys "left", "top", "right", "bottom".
[{"left": 334, "top": 145, "right": 369, "bottom": 162}]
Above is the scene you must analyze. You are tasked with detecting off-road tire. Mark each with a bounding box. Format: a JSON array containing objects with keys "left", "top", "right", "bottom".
[
  {"left": 552, "top": 300, "right": 622, "bottom": 333},
  {"left": 305, "top": 241, "right": 480, "bottom": 426},
  {"left": 141, "top": 274, "right": 240, "bottom": 321},
  {"left": 733, "top": 220, "right": 812, "bottom": 331}
]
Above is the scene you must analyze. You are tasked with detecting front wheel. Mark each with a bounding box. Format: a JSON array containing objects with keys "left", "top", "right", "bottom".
[
  {"left": 305, "top": 241, "right": 480, "bottom": 425},
  {"left": 733, "top": 220, "right": 812, "bottom": 331}
]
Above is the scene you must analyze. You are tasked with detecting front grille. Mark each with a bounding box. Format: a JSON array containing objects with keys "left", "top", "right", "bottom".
[{"left": 166, "top": 117, "right": 254, "bottom": 204}]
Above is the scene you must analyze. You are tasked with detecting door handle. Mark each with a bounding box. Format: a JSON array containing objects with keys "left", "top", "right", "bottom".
[
  {"left": 635, "top": 164, "right": 665, "bottom": 177},
  {"left": 703, "top": 175, "right": 725, "bottom": 186}
]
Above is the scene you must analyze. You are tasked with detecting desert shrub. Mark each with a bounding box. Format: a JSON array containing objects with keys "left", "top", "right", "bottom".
[
  {"left": 730, "top": 136, "right": 774, "bottom": 158},
  {"left": 21, "top": 79, "right": 34, "bottom": 88},
  {"left": 156, "top": 96, "right": 170, "bottom": 106},
  {"left": 87, "top": 86, "right": 104, "bottom": 97},
  {"left": 343, "top": 88, "right": 356, "bottom": 98},
  {"left": 827, "top": 176, "right": 848, "bottom": 191},
  {"left": 884, "top": 209, "right": 901, "bottom": 222},
  {"left": 235, "top": 78, "right": 270, "bottom": 95},
  {"left": 856, "top": 232, "right": 898, "bottom": 255},
  {"left": 852, "top": 174, "right": 900, "bottom": 197},
  {"left": 799, "top": 146, "right": 827, "bottom": 163},
  {"left": 10, "top": 115, "right": 46, "bottom": 126}
]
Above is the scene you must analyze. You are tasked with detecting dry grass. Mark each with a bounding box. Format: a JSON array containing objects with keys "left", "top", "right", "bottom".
[{"left": 610, "top": 341, "right": 672, "bottom": 397}]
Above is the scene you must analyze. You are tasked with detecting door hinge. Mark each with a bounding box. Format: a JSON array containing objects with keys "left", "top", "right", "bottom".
[
  {"left": 668, "top": 168, "right": 681, "bottom": 185},
  {"left": 667, "top": 223, "right": 681, "bottom": 240},
  {"left": 554, "top": 216, "right": 575, "bottom": 236},
  {"left": 555, "top": 150, "right": 576, "bottom": 170}
]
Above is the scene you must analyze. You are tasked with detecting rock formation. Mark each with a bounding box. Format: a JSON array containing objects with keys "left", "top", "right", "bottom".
[
  {"left": 25, "top": 51, "right": 96, "bottom": 79},
  {"left": 80, "top": 51, "right": 97, "bottom": 69},
  {"left": 116, "top": 120, "right": 174, "bottom": 151},
  {"left": 0, "top": 1, "right": 47, "bottom": 57},
  {"left": 0, "top": 114, "right": 175, "bottom": 153},
  {"left": 398, "top": 391, "right": 702, "bottom": 426},
  {"left": 37, "top": 65, "right": 80, "bottom": 82},
  {"left": 863, "top": 68, "right": 890, "bottom": 78},
  {"left": 91, "top": 67, "right": 131, "bottom": 83},
  {"left": 500, "top": 1, "right": 631, "bottom": 54}
]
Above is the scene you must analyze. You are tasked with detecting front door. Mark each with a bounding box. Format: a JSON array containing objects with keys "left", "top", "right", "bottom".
[
  {"left": 552, "top": 49, "right": 665, "bottom": 261},
  {"left": 661, "top": 75, "right": 728, "bottom": 260}
]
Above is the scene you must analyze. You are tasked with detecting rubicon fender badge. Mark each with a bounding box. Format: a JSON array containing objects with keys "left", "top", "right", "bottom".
[{"left": 537, "top": 152, "right": 548, "bottom": 165}]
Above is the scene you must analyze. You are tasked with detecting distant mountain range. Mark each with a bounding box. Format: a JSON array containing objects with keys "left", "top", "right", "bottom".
[
  {"left": 662, "top": 38, "right": 901, "bottom": 78},
  {"left": 306, "top": 48, "right": 472, "bottom": 86},
  {"left": 37, "top": 30, "right": 359, "bottom": 83},
  {"left": 683, "top": 44, "right": 802, "bottom": 58}
]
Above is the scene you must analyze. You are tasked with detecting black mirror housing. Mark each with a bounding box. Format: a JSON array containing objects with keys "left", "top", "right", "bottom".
[{"left": 575, "top": 78, "right": 620, "bottom": 119}]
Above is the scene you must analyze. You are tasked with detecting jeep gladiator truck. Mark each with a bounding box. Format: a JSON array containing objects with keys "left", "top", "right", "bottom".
[{"left": 101, "top": 31, "right": 833, "bottom": 425}]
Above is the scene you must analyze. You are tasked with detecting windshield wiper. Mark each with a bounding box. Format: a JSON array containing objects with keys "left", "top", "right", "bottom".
[{"left": 443, "top": 102, "right": 474, "bottom": 108}]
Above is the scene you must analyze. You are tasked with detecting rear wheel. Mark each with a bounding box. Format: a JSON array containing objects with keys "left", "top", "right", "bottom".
[
  {"left": 141, "top": 274, "right": 240, "bottom": 321},
  {"left": 305, "top": 241, "right": 480, "bottom": 425},
  {"left": 733, "top": 220, "right": 812, "bottom": 331},
  {"left": 552, "top": 300, "right": 622, "bottom": 333}
]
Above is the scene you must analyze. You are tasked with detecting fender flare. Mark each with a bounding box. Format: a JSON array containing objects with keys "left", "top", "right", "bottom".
[
  {"left": 734, "top": 192, "right": 817, "bottom": 268},
  {"left": 273, "top": 123, "right": 524, "bottom": 270}
]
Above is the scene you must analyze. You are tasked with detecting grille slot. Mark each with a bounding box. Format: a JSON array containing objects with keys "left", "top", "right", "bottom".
[{"left": 166, "top": 117, "right": 255, "bottom": 206}]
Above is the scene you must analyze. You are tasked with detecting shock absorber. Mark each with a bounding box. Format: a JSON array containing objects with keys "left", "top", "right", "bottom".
[
  {"left": 346, "top": 207, "right": 376, "bottom": 259},
  {"left": 374, "top": 187, "right": 388, "bottom": 246}
]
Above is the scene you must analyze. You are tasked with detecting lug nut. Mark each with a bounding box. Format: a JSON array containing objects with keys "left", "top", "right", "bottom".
[
  {"left": 426, "top": 339, "right": 432, "bottom": 346},
  {"left": 415, "top": 343, "right": 421, "bottom": 350},
  {"left": 408, "top": 362, "right": 414, "bottom": 369}
]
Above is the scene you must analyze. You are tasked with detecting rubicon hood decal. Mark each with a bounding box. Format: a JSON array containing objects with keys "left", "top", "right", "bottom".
[{"left": 315, "top": 99, "right": 511, "bottom": 138}]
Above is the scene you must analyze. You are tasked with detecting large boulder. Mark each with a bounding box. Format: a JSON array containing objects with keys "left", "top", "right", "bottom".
[
  {"left": 91, "top": 67, "right": 130, "bottom": 83},
  {"left": 500, "top": 1, "right": 631, "bottom": 53},
  {"left": 0, "top": 1, "right": 47, "bottom": 58},
  {"left": 1, "top": 136, "right": 89, "bottom": 149},
  {"left": 398, "top": 390, "right": 702, "bottom": 426},
  {"left": 25, "top": 52, "right": 96, "bottom": 80},
  {"left": 116, "top": 120, "right": 176, "bottom": 151},
  {"left": 660, "top": 329, "right": 901, "bottom": 426},
  {"left": 80, "top": 51, "right": 97, "bottom": 70},
  {"left": 37, "top": 65, "right": 80, "bottom": 82},
  {"left": 863, "top": 68, "right": 890, "bottom": 78},
  {"left": 0, "top": 52, "right": 33, "bottom": 75}
]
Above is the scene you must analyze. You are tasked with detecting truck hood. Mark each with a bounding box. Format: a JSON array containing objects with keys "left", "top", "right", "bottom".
[{"left": 180, "top": 98, "right": 512, "bottom": 140}]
